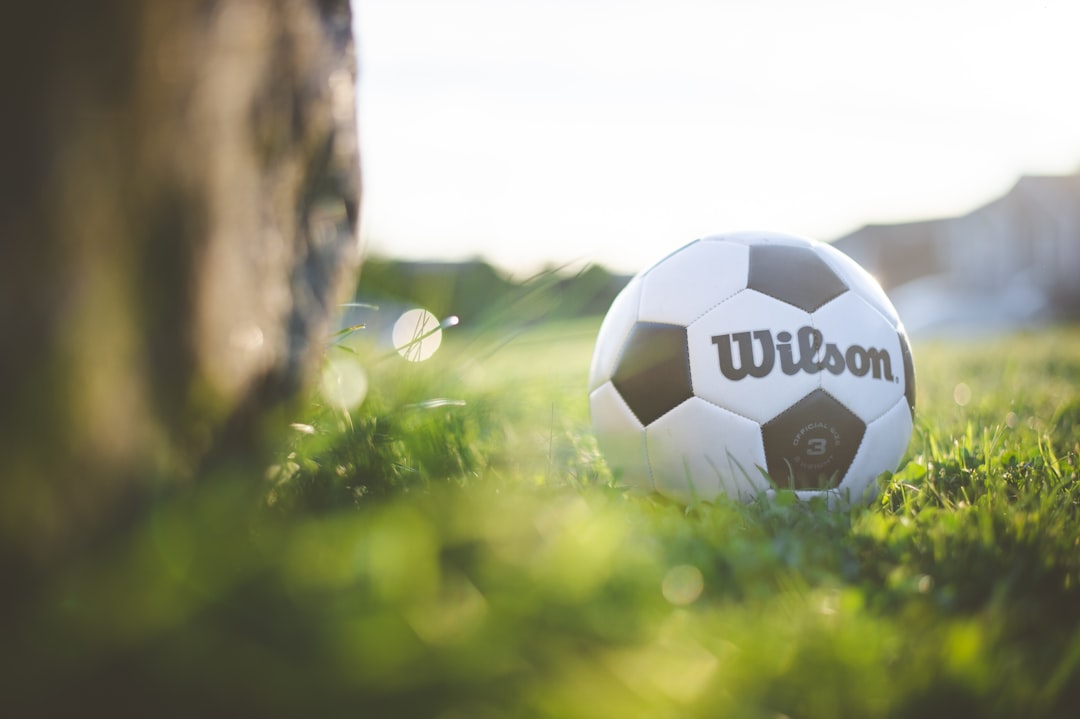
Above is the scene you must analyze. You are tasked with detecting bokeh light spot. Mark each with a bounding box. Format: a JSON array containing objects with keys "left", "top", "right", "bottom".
[
  {"left": 320, "top": 353, "right": 368, "bottom": 409},
  {"left": 661, "top": 564, "right": 704, "bottom": 606},
  {"left": 953, "top": 382, "right": 972, "bottom": 407},
  {"left": 393, "top": 308, "right": 442, "bottom": 362}
]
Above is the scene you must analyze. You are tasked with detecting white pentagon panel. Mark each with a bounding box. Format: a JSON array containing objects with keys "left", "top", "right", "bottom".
[
  {"left": 589, "top": 380, "right": 652, "bottom": 491},
  {"left": 637, "top": 240, "right": 749, "bottom": 325},
  {"left": 812, "top": 292, "right": 905, "bottom": 423},
  {"left": 839, "top": 396, "right": 914, "bottom": 503},
  {"left": 704, "top": 230, "right": 814, "bottom": 248},
  {"left": 646, "top": 397, "right": 769, "bottom": 503},
  {"left": 588, "top": 275, "right": 643, "bottom": 391},
  {"left": 813, "top": 242, "right": 900, "bottom": 326},
  {"left": 687, "top": 290, "right": 818, "bottom": 424}
]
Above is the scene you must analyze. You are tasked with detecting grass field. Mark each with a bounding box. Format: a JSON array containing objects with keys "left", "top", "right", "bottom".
[{"left": 9, "top": 317, "right": 1080, "bottom": 717}]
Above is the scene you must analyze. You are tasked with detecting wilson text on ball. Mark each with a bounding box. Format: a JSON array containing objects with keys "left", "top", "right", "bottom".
[{"left": 711, "top": 326, "right": 895, "bottom": 382}]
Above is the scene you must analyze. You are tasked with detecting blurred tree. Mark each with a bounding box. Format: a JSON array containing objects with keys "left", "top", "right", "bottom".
[
  {"left": 355, "top": 258, "right": 631, "bottom": 326},
  {"left": 0, "top": 0, "right": 361, "bottom": 573}
]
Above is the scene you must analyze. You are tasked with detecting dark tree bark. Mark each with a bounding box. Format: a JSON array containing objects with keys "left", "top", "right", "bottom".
[{"left": 0, "top": 0, "right": 362, "bottom": 568}]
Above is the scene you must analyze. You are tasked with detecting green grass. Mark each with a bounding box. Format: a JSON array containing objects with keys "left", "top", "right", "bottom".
[{"left": 8, "top": 320, "right": 1080, "bottom": 717}]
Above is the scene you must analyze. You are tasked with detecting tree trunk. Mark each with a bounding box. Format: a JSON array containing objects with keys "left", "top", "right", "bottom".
[{"left": 0, "top": 0, "right": 361, "bottom": 569}]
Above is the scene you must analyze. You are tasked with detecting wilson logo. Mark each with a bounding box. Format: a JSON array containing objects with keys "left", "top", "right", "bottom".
[{"left": 711, "top": 326, "right": 895, "bottom": 382}]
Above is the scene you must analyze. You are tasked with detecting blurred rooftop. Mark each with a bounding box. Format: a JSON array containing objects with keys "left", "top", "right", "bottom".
[{"left": 833, "top": 170, "right": 1080, "bottom": 336}]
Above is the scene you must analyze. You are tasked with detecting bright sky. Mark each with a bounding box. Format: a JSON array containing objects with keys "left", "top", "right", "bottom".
[{"left": 352, "top": 0, "right": 1080, "bottom": 276}]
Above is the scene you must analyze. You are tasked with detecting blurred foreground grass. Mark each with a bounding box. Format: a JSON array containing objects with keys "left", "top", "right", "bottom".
[{"left": 7, "top": 319, "right": 1080, "bottom": 717}]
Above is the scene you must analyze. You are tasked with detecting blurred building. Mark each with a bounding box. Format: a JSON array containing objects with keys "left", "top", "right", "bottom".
[{"left": 833, "top": 171, "right": 1080, "bottom": 336}]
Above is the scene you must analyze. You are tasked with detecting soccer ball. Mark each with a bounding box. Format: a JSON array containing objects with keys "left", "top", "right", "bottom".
[{"left": 588, "top": 231, "right": 915, "bottom": 505}]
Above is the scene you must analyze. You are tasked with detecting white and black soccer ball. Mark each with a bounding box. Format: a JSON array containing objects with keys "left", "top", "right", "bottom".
[{"left": 588, "top": 231, "right": 916, "bottom": 505}]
